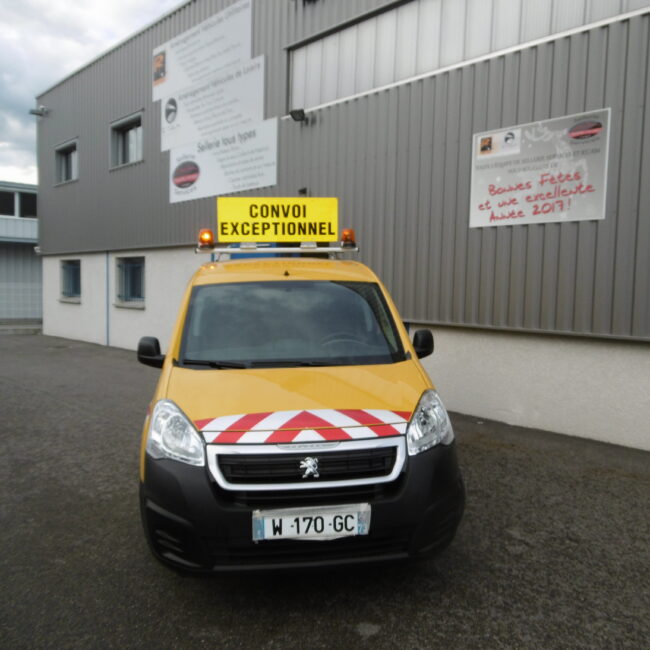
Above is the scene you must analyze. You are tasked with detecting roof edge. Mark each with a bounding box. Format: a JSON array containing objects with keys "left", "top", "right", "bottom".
[{"left": 0, "top": 180, "right": 37, "bottom": 192}]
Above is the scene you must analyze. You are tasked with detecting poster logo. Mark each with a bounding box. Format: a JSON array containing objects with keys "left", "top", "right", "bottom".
[
  {"left": 173, "top": 161, "right": 200, "bottom": 188},
  {"left": 165, "top": 98, "right": 178, "bottom": 123},
  {"left": 480, "top": 137, "right": 493, "bottom": 153},
  {"left": 478, "top": 129, "right": 521, "bottom": 157},
  {"left": 153, "top": 52, "right": 166, "bottom": 86},
  {"left": 568, "top": 120, "right": 603, "bottom": 140}
]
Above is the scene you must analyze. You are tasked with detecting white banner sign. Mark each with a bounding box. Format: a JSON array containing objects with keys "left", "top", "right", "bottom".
[
  {"left": 169, "top": 118, "right": 278, "bottom": 204},
  {"left": 469, "top": 109, "right": 610, "bottom": 228},
  {"left": 160, "top": 57, "right": 264, "bottom": 151},
  {"left": 152, "top": 0, "right": 251, "bottom": 102}
]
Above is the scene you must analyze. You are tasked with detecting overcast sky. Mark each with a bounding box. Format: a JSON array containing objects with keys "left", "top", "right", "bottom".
[{"left": 0, "top": 0, "right": 181, "bottom": 185}]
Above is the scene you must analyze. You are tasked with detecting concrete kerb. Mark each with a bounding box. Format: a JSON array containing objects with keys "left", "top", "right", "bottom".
[{"left": 0, "top": 320, "right": 42, "bottom": 335}]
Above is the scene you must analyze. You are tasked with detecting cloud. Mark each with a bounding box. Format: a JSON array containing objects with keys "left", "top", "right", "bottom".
[
  {"left": 0, "top": 0, "right": 181, "bottom": 184},
  {"left": 0, "top": 114, "right": 35, "bottom": 152},
  {"left": 0, "top": 163, "right": 39, "bottom": 186}
]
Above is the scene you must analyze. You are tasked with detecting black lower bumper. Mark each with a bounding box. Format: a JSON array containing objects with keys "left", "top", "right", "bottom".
[{"left": 140, "top": 443, "right": 465, "bottom": 572}]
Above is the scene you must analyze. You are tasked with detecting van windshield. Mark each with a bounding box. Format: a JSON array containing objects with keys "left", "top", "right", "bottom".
[{"left": 180, "top": 281, "right": 407, "bottom": 368}]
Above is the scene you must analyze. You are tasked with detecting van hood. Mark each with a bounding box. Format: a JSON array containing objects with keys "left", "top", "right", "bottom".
[{"left": 166, "top": 361, "right": 429, "bottom": 444}]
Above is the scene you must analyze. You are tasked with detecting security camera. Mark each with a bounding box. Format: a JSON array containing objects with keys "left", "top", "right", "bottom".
[{"left": 29, "top": 106, "right": 48, "bottom": 117}]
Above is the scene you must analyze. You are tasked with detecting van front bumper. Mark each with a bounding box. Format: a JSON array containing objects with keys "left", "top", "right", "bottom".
[{"left": 140, "top": 442, "right": 464, "bottom": 572}]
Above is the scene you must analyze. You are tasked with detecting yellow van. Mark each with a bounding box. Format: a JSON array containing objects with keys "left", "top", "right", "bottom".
[{"left": 137, "top": 224, "right": 464, "bottom": 572}]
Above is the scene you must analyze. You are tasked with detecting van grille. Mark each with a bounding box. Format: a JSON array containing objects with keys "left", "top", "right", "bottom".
[
  {"left": 218, "top": 446, "right": 397, "bottom": 485},
  {"left": 221, "top": 481, "right": 401, "bottom": 508}
]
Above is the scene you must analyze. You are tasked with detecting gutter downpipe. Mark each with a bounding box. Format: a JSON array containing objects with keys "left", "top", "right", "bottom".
[{"left": 105, "top": 251, "right": 110, "bottom": 346}]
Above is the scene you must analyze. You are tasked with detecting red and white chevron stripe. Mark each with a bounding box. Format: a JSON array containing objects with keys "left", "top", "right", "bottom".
[{"left": 195, "top": 409, "right": 412, "bottom": 444}]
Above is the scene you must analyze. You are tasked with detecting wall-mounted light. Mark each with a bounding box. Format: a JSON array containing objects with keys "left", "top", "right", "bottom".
[
  {"left": 29, "top": 105, "right": 49, "bottom": 117},
  {"left": 289, "top": 108, "right": 308, "bottom": 123}
]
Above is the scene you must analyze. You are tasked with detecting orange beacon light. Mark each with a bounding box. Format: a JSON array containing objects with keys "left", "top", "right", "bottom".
[{"left": 198, "top": 229, "right": 215, "bottom": 248}]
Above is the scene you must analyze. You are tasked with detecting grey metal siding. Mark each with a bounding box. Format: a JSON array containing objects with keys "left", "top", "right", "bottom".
[
  {"left": 0, "top": 243, "right": 42, "bottom": 320},
  {"left": 289, "top": 0, "right": 650, "bottom": 109},
  {"left": 282, "top": 12, "right": 650, "bottom": 340},
  {"left": 37, "top": 0, "right": 295, "bottom": 256},
  {"left": 36, "top": 2, "right": 650, "bottom": 340}
]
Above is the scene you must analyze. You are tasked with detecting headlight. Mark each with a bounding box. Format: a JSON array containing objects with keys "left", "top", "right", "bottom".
[
  {"left": 146, "top": 400, "right": 205, "bottom": 466},
  {"left": 406, "top": 390, "right": 454, "bottom": 456}
]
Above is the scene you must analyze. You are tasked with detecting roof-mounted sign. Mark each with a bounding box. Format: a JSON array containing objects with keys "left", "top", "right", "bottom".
[{"left": 216, "top": 197, "right": 339, "bottom": 242}]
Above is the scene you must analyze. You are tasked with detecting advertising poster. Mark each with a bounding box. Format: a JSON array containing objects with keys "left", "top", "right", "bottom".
[
  {"left": 152, "top": 0, "right": 251, "bottom": 102},
  {"left": 160, "top": 57, "right": 264, "bottom": 151},
  {"left": 469, "top": 109, "right": 610, "bottom": 228},
  {"left": 169, "top": 118, "right": 278, "bottom": 204}
]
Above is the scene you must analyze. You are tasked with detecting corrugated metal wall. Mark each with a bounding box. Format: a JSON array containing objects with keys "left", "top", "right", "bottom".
[
  {"left": 0, "top": 243, "right": 42, "bottom": 320},
  {"left": 290, "top": 0, "right": 650, "bottom": 109},
  {"left": 283, "top": 14, "right": 650, "bottom": 341},
  {"left": 36, "top": 0, "right": 650, "bottom": 340}
]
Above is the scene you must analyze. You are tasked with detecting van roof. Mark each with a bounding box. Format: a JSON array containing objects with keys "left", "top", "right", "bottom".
[{"left": 192, "top": 257, "right": 379, "bottom": 286}]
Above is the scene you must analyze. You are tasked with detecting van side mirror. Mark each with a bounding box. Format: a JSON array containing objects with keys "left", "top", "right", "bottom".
[
  {"left": 412, "top": 329, "right": 434, "bottom": 359},
  {"left": 137, "top": 336, "right": 165, "bottom": 368}
]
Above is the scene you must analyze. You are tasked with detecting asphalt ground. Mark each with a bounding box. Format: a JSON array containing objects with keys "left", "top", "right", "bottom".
[{"left": 1, "top": 334, "right": 648, "bottom": 649}]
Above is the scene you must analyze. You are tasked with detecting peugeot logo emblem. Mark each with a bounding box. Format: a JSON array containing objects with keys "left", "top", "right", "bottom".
[{"left": 299, "top": 456, "right": 320, "bottom": 479}]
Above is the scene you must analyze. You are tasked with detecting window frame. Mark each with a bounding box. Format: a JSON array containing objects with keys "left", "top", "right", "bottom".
[
  {"left": 60, "top": 259, "right": 81, "bottom": 302},
  {"left": 55, "top": 139, "right": 78, "bottom": 185},
  {"left": 115, "top": 256, "right": 145, "bottom": 308},
  {"left": 110, "top": 112, "right": 144, "bottom": 169},
  {"left": 18, "top": 192, "right": 37, "bottom": 219},
  {"left": 0, "top": 190, "right": 15, "bottom": 216}
]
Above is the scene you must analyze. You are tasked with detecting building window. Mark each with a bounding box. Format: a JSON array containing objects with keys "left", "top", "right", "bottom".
[
  {"left": 117, "top": 257, "right": 145, "bottom": 303},
  {"left": 289, "top": 0, "right": 624, "bottom": 110},
  {"left": 0, "top": 191, "right": 14, "bottom": 215},
  {"left": 19, "top": 192, "right": 37, "bottom": 218},
  {"left": 61, "top": 260, "right": 81, "bottom": 299},
  {"left": 56, "top": 141, "right": 78, "bottom": 183},
  {"left": 111, "top": 113, "right": 143, "bottom": 167}
]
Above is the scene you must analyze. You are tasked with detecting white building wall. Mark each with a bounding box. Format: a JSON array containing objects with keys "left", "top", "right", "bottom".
[
  {"left": 43, "top": 248, "right": 201, "bottom": 351},
  {"left": 108, "top": 248, "right": 199, "bottom": 350},
  {"left": 421, "top": 328, "right": 650, "bottom": 451},
  {"left": 43, "top": 253, "right": 106, "bottom": 344}
]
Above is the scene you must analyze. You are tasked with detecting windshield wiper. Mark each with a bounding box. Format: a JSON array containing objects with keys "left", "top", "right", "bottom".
[
  {"left": 181, "top": 358, "right": 248, "bottom": 369},
  {"left": 250, "top": 360, "right": 340, "bottom": 368}
]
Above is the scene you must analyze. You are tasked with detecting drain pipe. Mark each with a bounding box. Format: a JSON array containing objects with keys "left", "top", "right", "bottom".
[{"left": 105, "top": 251, "right": 110, "bottom": 346}]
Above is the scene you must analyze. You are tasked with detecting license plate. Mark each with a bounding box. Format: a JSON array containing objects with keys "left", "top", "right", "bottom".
[{"left": 252, "top": 503, "right": 371, "bottom": 541}]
